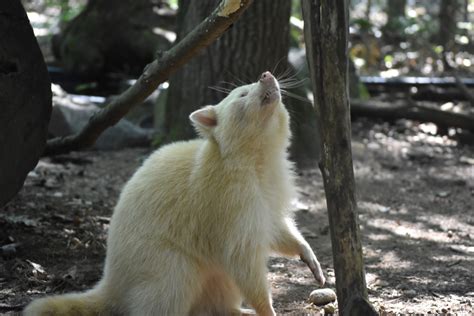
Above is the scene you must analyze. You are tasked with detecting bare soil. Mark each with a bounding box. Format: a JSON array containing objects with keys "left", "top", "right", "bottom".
[{"left": 1, "top": 119, "right": 473, "bottom": 315}]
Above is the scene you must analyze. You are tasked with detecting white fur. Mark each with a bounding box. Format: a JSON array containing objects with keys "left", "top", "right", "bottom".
[{"left": 24, "top": 74, "right": 324, "bottom": 316}]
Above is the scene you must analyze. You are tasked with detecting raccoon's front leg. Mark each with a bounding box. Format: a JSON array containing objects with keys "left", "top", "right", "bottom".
[
  {"left": 271, "top": 217, "right": 325, "bottom": 286},
  {"left": 299, "top": 242, "right": 325, "bottom": 286}
]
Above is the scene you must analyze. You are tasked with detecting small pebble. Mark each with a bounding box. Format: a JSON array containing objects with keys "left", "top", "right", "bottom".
[
  {"left": 309, "top": 288, "right": 337, "bottom": 306},
  {"left": 405, "top": 289, "right": 417, "bottom": 298},
  {"left": 324, "top": 303, "right": 336, "bottom": 314}
]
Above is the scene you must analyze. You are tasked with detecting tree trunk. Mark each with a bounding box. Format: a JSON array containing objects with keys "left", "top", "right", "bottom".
[
  {"left": 53, "top": 0, "right": 173, "bottom": 77},
  {"left": 0, "top": 0, "right": 52, "bottom": 206},
  {"left": 302, "top": 0, "right": 376, "bottom": 315},
  {"left": 383, "top": 0, "right": 406, "bottom": 43},
  {"left": 438, "top": 0, "right": 459, "bottom": 52},
  {"left": 163, "top": 0, "right": 320, "bottom": 167},
  {"left": 365, "top": 0, "right": 372, "bottom": 21}
]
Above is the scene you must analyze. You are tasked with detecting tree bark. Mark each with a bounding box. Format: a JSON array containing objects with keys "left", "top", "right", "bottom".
[
  {"left": 44, "top": 0, "right": 253, "bottom": 156},
  {"left": 383, "top": 0, "right": 406, "bottom": 43},
  {"left": 53, "top": 0, "right": 173, "bottom": 77},
  {"left": 164, "top": 0, "right": 320, "bottom": 167},
  {"left": 438, "top": 0, "right": 459, "bottom": 52},
  {"left": 301, "top": 0, "right": 376, "bottom": 315},
  {"left": 0, "top": 0, "right": 52, "bottom": 206}
]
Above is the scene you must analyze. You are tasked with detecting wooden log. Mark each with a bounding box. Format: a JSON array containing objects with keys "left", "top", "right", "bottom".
[{"left": 351, "top": 99, "right": 474, "bottom": 132}]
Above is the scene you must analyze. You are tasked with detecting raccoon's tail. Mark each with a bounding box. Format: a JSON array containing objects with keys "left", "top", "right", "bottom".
[{"left": 23, "top": 286, "right": 107, "bottom": 316}]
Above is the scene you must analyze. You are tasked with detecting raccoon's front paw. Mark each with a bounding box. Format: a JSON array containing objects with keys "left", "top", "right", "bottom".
[{"left": 300, "top": 247, "right": 325, "bottom": 286}]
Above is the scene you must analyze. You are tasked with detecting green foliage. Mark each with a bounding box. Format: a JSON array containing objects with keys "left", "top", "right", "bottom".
[
  {"left": 384, "top": 55, "right": 393, "bottom": 63},
  {"left": 351, "top": 18, "right": 373, "bottom": 33},
  {"left": 45, "top": 0, "right": 85, "bottom": 22},
  {"left": 357, "top": 82, "right": 370, "bottom": 100},
  {"left": 289, "top": 24, "right": 301, "bottom": 48},
  {"left": 151, "top": 133, "right": 165, "bottom": 148},
  {"left": 167, "top": 0, "right": 179, "bottom": 9},
  {"left": 74, "top": 82, "right": 98, "bottom": 92},
  {"left": 382, "top": 13, "right": 438, "bottom": 44},
  {"left": 291, "top": 0, "right": 302, "bottom": 20}
]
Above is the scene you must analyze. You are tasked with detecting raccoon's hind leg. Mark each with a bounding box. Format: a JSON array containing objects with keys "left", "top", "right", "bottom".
[
  {"left": 126, "top": 249, "right": 203, "bottom": 316},
  {"left": 189, "top": 269, "right": 243, "bottom": 316}
]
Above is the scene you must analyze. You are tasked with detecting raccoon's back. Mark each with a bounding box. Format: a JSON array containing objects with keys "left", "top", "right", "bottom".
[{"left": 114, "top": 139, "right": 203, "bottom": 217}]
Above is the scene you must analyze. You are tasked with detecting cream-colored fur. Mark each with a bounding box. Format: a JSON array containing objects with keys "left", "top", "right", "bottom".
[{"left": 24, "top": 72, "right": 325, "bottom": 316}]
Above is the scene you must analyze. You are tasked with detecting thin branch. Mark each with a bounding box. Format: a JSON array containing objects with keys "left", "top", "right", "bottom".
[{"left": 44, "top": 0, "right": 253, "bottom": 156}]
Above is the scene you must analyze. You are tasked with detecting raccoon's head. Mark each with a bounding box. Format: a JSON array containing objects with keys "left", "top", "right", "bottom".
[{"left": 189, "top": 71, "right": 291, "bottom": 158}]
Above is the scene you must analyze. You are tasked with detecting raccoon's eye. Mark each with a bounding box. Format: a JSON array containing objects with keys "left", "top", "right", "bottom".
[{"left": 239, "top": 91, "right": 248, "bottom": 98}]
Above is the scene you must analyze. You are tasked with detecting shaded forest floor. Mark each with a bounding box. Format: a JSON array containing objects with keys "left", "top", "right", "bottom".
[{"left": 1, "top": 119, "right": 473, "bottom": 315}]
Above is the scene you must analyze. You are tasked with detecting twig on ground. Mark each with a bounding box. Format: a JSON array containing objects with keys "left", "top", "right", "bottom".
[{"left": 0, "top": 303, "right": 25, "bottom": 312}]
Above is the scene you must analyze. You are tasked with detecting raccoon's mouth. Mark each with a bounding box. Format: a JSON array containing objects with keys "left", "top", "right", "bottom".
[{"left": 261, "top": 88, "right": 280, "bottom": 105}]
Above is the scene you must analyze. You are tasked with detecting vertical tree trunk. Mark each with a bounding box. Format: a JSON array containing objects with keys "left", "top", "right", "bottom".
[
  {"left": 387, "top": 0, "right": 406, "bottom": 21},
  {"left": 464, "top": 0, "right": 469, "bottom": 23},
  {"left": 301, "top": 0, "right": 376, "bottom": 315},
  {"left": 365, "top": 0, "right": 372, "bottom": 21},
  {"left": 164, "top": 0, "right": 320, "bottom": 167},
  {"left": 0, "top": 0, "right": 52, "bottom": 206},
  {"left": 438, "top": 0, "right": 459, "bottom": 51},
  {"left": 383, "top": 0, "right": 406, "bottom": 43}
]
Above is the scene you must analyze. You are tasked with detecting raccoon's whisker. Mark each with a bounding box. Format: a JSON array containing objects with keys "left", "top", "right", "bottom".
[
  {"left": 277, "top": 65, "right": 306, "bottom": 83},
  {"left": 219, "top": 81, "right": 239, "bottom": 88},
  {"left": 209, "top": 84, "right": 232, "bottom": 91},
  {"left": 208, "top": 86, "right": 231, "bottom": 94},
  {"left": 279, "top": 75, "right": 305, "bottom": 83},
  {"left": 281, "top": 90, "right": 312, "bottom": 104},
  {"left": 276, "top": 67, "right": 295, "bottom": 82},
  {"left": 279, "top": 78, "right": 308, "bottom": 89},
  {"left": 225, "top": 71, "right": 248, "bottom": 85},
  {"left": 272, "top": 56, "right": 288, "bottom": 75}
]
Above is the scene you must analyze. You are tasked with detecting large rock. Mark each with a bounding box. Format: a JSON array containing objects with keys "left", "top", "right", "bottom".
[
  {"left": 0, "top": 1, "right": 52, "bottom": 207},
  {"left": 49, "top": 90, "right": 152, "bottom": 150}
]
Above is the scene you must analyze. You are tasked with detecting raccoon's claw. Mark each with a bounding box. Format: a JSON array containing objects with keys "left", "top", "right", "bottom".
[{"left": 300, "top": 249, "right": 326, "bottom": 287}]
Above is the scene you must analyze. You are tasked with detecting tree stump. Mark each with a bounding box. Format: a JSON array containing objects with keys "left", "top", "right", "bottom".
[{"left": 0, "top": 1, "right": 52, "bottom": 206}]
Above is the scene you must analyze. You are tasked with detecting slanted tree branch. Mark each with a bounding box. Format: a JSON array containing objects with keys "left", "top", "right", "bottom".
[{"left": 44, "top": 0, "right": 253, "bottom": 156}]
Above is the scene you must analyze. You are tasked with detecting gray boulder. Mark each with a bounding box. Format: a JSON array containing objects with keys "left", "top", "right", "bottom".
[{"left": 49, "top": 89, "right": 152, "bottom": 150}]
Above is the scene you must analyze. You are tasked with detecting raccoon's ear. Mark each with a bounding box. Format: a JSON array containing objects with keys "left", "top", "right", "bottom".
[{"left": 189, "top": 106, "right": 217, "bottom": 137}]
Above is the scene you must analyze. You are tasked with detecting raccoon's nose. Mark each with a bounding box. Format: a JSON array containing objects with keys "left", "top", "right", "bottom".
[{"left": 259, "top": 71, "right": 274, "bottom": 83}]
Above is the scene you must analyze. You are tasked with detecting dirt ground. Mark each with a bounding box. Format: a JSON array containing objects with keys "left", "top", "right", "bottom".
[{"left": 1, "top": 119, "right": 473, "bottom": 315}]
